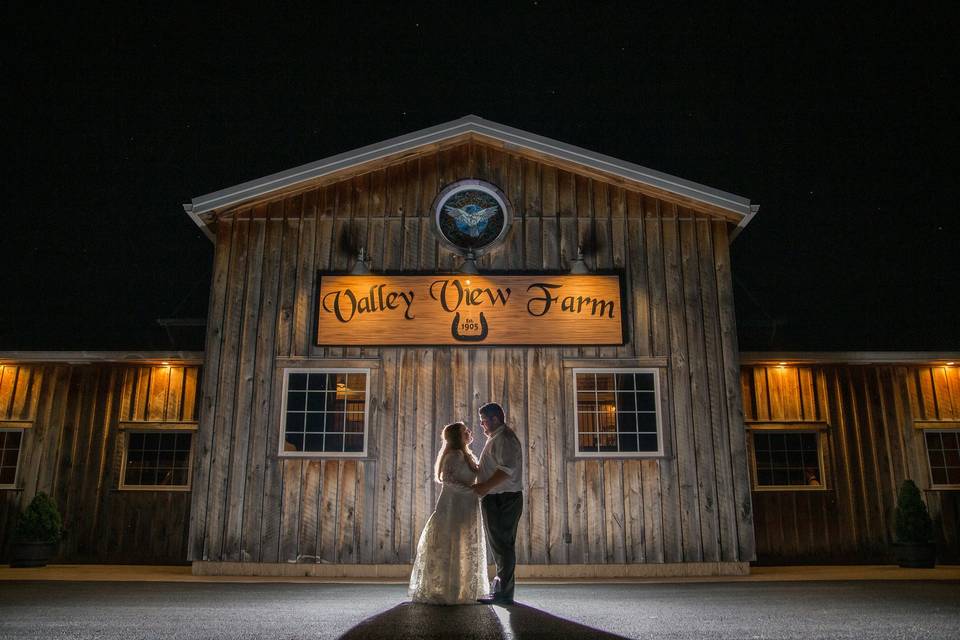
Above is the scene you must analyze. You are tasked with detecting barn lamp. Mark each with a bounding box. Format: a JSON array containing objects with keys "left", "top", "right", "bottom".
[
  {"left": 351, "top": 248, "right": 371, "bottom": 275},
  {"left": 459, "top": 249, "right": 480, "bottom": 274},
  {"left": 568, "top": 246, "right": 590, "bottom": 274}
]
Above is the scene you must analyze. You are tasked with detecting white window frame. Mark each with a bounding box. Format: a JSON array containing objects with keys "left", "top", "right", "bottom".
[
  {"left": 749, "top": 426, "right": 828, "bottom": 492},
  {"left": 278, "top": 368, "right": 371, "bottom": 458},
  {"left": 0, "top": 427, "right": 24, "bottom": 489},
  {"left": 923, "top": 428, "right": 960, "bottom": 490},
  {"left": 572, "top": 368, "right": 664, "bottom": 458},
  {"left": 119, "top": 429, "right": 194, "bottom": 492}
]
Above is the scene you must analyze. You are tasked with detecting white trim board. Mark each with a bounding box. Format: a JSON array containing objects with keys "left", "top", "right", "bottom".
[
  {"left": 739, "top": 351, "right": 960, "bottom": 365},
  {"left": 0, "top": 351, "right": 205, "bottom": 364},
  {"left": 184, "top": 115, "right": 755, "bottom": 242}
]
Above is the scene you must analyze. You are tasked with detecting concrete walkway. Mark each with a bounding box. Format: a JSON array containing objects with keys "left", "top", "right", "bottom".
[{"left": 1, "top": 563, "right": 958, "bottom": 584}]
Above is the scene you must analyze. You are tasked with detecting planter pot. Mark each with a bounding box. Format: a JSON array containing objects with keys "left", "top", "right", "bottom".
[
  {"left": 892, "top": 542, "right": 936, "bottom": 568},
  {"left": 8, "top": 540, "right": 59, "bottom": 568}
]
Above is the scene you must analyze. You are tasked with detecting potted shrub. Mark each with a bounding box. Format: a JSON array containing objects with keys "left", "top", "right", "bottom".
[
  {"left": 892, "top": 479, "right": 936, "bottom": 568},
  {"left": 8, "top": 492, "right": 64, "bottom": 568}
]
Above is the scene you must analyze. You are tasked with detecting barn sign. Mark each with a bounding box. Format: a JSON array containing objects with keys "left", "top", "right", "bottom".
[{"left": 315, "top": 274, "right": 624, "bottom": 345}]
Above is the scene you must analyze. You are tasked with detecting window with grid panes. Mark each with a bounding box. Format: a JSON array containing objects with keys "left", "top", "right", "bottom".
[
  {"left": 0, "top": 429, "right": 23, "bottom": 487},
  {"left": 751, "top": 430, "right": 824, "bottom": 489},
  {"left": 281, "top": 369, "right": 369, "bottom": 456},
  {"left": 925, "top": 430, "right": 960, "bottom": 488},
  {"left": 121, "top": 431, "right": 193, "bottom": 488},
  {"left": 573, "top": 369, "right": 662, "bottom": 456}
]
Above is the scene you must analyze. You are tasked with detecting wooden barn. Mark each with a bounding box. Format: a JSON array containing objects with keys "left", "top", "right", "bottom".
[
  {"left": 2, "top": 117, "right": 956, "bottom": 572},
  {"left": 0, "top": 353, "right": 203, "bottom": 564},
  {"left": 740, "top": 353, "right": 960, "bottom": 564},
  {"left": 181, "top": 115, "right": 759, "bottom": 577}
]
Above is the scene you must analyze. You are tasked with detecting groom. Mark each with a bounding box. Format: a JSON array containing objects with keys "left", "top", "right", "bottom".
[{"left": 472, "top": 401, "right": 523, "bottom": 605}]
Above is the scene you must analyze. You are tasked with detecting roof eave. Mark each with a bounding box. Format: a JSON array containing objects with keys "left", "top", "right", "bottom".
[
  {"left": 729, "top": 204, "right": 761, "bottom": 242},
  {"left": 0, "top": 351, "right": 206, "bottom": 365},
  {"left": 739, "top": 351, "right": 960, "bottom": 365},
  {"left": 184, "top": 203, "right": 215, "bottom": 242},
  {"left": 185, "top": 116, "right": 755, "bottom": 242}
]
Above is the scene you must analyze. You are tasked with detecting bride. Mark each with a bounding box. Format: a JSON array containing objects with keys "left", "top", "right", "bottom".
[{"left": 408, "top": 422, "right": 489, "bottom": 605}]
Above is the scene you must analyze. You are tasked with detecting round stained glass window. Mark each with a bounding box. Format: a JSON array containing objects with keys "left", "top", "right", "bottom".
[{"left": 432, "top": 180, "right": 511, "bottom": 256}]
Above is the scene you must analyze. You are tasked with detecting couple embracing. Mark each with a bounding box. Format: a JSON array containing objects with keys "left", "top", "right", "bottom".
[{"left": 408, "top": 402, "right": 523, "bottom": 606}]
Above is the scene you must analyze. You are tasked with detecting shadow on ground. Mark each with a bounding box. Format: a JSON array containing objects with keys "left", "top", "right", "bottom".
[{"left": 338, "top": 602, "right": 629, "bottom": 639}]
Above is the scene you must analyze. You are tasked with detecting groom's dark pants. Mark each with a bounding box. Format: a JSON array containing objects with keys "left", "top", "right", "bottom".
[{"left": 481, "top": 491, "right": 523, "bottom": 601}]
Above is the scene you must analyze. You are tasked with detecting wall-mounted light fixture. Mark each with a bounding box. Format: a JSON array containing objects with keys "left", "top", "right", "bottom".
[
  {"left": 568, "top": 246, "right": 590, "bottom": 274},
  {"left": 459, "top": 249, "right": 480, "bottom": 274},
  {"left": 351, "top": 248, "right": 371, "bottom": 275}
]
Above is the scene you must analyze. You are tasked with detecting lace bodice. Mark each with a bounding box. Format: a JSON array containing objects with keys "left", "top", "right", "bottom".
[{"left": 441, "top": 451, "right": 478, "bottom": 487}]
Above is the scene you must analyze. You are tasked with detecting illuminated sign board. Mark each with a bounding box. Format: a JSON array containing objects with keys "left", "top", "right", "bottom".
[{"left": 315, "top": 274, "right": 624, "bottom": 346}]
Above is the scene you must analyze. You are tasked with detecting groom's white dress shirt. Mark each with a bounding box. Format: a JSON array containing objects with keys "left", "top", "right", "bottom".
[{"left": 478, "top": 424, "right": 524, "bottom": 494}]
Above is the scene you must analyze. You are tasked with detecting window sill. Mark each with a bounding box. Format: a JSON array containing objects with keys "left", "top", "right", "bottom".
[
  {"left": 112, "top": 487, "right": 192, "bottom": 492},
  {"left": 118, "top": 421, "right": 198, "bottom": 431},
  {"left": 275, "top": 454, "right": 375, "bottom": 461},
  {"left": 569, "top": 453, "right": 673, "bottom": 461}
]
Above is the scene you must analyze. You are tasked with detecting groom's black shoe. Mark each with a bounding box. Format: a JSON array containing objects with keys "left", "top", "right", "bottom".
[{"left": 477, "top": 594, "right": 514, "bottom": 605}]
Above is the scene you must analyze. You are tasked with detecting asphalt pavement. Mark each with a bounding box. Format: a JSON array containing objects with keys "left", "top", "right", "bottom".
[{"left": 1, "top": 580, "right": 958, "bottom": 639}]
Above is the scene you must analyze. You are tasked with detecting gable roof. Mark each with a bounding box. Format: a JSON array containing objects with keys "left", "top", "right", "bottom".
[{"left": 184, "top": 115, "right": 758, "bottom": 241}]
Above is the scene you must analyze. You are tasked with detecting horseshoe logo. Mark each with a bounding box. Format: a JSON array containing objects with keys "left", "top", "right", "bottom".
[{"left": 451, "top": 312, "right": 488, "bottom": 342}]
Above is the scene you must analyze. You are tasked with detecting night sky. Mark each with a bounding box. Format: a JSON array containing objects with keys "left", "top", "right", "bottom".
[{"left": 3, "top": 4, "right": 957, "bottom": 352}]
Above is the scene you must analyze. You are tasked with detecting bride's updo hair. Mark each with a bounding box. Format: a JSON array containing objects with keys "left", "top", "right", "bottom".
[{"left": 434, "top": 421, "right": 479, "bottom": 482}]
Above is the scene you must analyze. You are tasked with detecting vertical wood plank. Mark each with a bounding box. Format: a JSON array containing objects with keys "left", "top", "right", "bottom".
[
  {"left": 242, "top": 203, "right": 283, "bottom": 563},
  {"left": 603, "top": 459, "right": 627, "bottom": 563},
  {"left": 641, "top": 459, "right": 664, "bottom": 562},
  {"left": 276, "top": 197, "right": 303, "bottom": 358},
  {"left": 644, "top": 200, "right": 683, "bottom": 562},
  {"left": 506, "top": 348, "right": 528, "bottom": 562},
  {"left": 680, "top": 216, "right": 720, "bottom": 561},
  {"left": 525, "top": 349, "right": 548, "bottom": 563},
  {"left": 320, "top": 460, "right": 340, "bottom": 563},
  {"left": 565, "top": 457, "right": 587, "bottom": 562},
  {"left": 165, "top": 366, "right": 184, "bottom": 422},
  {"left": 375, "top": 349, "right": 400, "bottom": 562},
  {"left": 585, "top": 459, "right": 605, "bottom": 562},
  {"left": 932, "top": 367, "right": 955, "bottom": 419},
  {"left": 697, "top": 218, "right": 739, "bottom": 562},
  {"left": 338, "top": 460, "right": 359, "bottom": 563},
  {"left": 412, "top": 349, "right": 436, "bottom": 557},
  {"left": 543, "top": 349, "right": 566, "bottom": 563},
  {"left": 293, "top": 190, "right": 318, "bottom": 357},
  {"left": 918, "top": 369, "right": 937, "bottom": 419},
  {"left": 299, "top": 460, "right": 321, "bottom": 562},
  {"left": 393, "top": 350, "right": 417, "bottom": 561},
  {"left": 279, "top": 458, "right": 306, "bottom": 562},
  {"left": 622, "top": 459, "right": 644, "bottom": 563},
  {"left": 204, "top": 213, "right": 250, "bottom": 561},
  {"left": 145, "top": 367, "right": 169, "bottom": 422},
  {"left": 662, "top": 209, "right": 703, "bottom": 561},
  {"left": 222, "top": 211, "right": 266, "bottom": 562}
]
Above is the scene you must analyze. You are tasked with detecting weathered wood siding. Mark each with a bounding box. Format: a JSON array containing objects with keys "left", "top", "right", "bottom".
[
  {"left": 0, "top": 362, "right": 200, "bottom": 564},
  {"left": 743, "top": 364, "right": 960, "bottom": 563},
  {"left": 190, "top": 140, "right": 755, "bottom": 566}
]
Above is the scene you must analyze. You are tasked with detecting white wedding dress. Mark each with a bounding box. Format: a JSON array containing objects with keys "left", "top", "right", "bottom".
[{"left": 408, "top": 451, "right": 489, "bottom": 605}]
